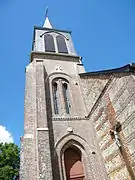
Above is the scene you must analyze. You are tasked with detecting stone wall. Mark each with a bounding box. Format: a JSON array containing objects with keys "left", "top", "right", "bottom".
[
  {"left": 80, "top": 73, "right": 135, "bottom": 180},
  {"left": 107, "top": 74, "right": 135, "bottom": 179},
  {"left": 46, "top": 70, "right": 109, "bottom": 179},
  {"left": 79, "top": 75, "right": 109, "bottom": 114},
  {"left": 20, "top": 61, "right": 53, "bottom": 180},
  {"left": 20, "top": 63, "right": 37, "bottom": 180},
  {"left": 51, "top": 119, "right": 108, "bottom": 180}
]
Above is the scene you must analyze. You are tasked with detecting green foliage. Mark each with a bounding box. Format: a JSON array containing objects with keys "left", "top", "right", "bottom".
[{"left": 0, "top": 143, "right": 20, "bottom": 180}]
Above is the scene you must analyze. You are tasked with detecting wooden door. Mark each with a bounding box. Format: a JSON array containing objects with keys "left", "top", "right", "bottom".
[{"left": 64, "top": 148, "right": 85, "bottom": 180}]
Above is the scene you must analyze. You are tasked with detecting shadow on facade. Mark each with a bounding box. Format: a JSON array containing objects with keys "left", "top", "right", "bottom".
[{"left": 44, "top": 68, "right": 61, "bottom": 180}]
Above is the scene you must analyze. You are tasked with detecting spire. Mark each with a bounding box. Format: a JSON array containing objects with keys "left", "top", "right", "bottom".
[{"left": 43, "top": 7, "right": 53, "bottom": 29}]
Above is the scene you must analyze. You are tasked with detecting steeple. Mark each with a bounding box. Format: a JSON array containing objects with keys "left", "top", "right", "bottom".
[
  {"left": 32, "top": 9, "right": 78, "bottom": 56},
  {"left": 43, "top": 8, "right": 52, "bottom": 28}
]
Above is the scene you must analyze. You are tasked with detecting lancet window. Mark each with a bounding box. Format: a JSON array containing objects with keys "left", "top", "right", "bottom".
[
  {"left": 62, "top": 82, "right": 70, "bottom": 114},
  {"left": 44, "top": 34, "right": 55, "bottom": 52},
  {"left": 56, "top": 35, "right": 68, "bottom": 54},
  {"left": 52, "top": 82, "right": 59, "bottom": 114},
  {"left": 52, "top": 78, "right": 70, "bottom": 115}
]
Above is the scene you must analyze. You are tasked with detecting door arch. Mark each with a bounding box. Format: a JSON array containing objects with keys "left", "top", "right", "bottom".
[{"left": 64, "top": 147, "right": 85, "bottom": 180}]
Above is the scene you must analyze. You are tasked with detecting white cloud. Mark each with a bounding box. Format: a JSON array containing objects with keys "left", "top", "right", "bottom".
[{"left": 0, "top": 125, "right": 13, "bottom": 143}]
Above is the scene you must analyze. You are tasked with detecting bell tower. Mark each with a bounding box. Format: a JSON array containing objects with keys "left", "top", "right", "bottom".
[{"left": 20, "top": 13, "right": 108, "bottom": 180}]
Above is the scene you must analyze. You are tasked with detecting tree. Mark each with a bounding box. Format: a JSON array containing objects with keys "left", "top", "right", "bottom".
[{"left": 0, "top": 143, "right": 20, "bottom": 180}]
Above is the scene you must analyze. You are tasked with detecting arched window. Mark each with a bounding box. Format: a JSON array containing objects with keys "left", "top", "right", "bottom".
[
  {"left": 62, "top": 83, "right": 70, "bottom": 114},
  {"left": 52, "top": 82, "right": 59, "bottom": 114},
  {"left": 64, "top": 147, "right": 85, "bottom": 180},
  {"left": 56, "top": 35, "right": 68, "bottom": 54},
  {"left": 52, "top": 78, "right": 70, "bottom": 115},
  {"left": 44, "top": 34, "right": 55, "bottom": 52}
]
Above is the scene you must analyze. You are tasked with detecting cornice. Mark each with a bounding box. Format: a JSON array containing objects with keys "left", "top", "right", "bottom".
[
  {"left": 34, "top": 26, "right": 72, "bottom": 34},
  {"left": 30, "top": 51, "right": 81, "bottom": 62}
]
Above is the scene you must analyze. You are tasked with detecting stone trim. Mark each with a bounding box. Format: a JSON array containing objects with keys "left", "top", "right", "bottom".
[
  {"left": 96, "top": 117, "right": 108, "bottom": 131},
  {"left": 23, "top": 134, "right": 34, "bottom": 139},
  {"left": 108, "top": 163, "right": 125, "bottom": 175},
  {"left": 104, "top": 149, "right": 120, "bottom": 162},
  {"left": 100, "top": 139, "right": 114, "bottom": 151},
  {"left": 55, "top": 133, "right": 95, "bottom": 154},
  {"left": 45, "top": 72, "right": 72, "bottom": 83},
  {"left": 37, "top": 128, "right": 49, "bottom": 131},
  {"left": 98, "top": 129, "right": 110, "bottom": 139},
  {"left": 52, "top": 117, "right": 89, "bottom": 121},
  {"left": 93, "top": 107, "right": 104, "bottom": 123}
]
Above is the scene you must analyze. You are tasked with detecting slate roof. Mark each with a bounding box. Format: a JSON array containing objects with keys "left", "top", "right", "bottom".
[{"left": 80, "top": 63, "right": 135, "bottom": 76}]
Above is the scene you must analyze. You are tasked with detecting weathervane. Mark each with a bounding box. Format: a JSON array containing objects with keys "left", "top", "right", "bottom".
[{"left": 45, "top": 7, "right": 49, "bottom": 18}]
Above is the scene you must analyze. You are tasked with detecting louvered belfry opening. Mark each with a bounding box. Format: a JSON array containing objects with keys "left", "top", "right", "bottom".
[
  {"left": 64, "top": 147, "right": 85, "bottom": 180},
  {"left": 44, "top": 34, "right": 55, "bottom": 52},
  {"left": 56, "top": 35, "right": 68, "bottom": 54}
]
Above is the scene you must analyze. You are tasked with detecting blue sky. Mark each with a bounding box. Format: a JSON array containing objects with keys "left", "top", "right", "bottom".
[{"left": 0, "top": 0, "right": 135, "bottom": 145}]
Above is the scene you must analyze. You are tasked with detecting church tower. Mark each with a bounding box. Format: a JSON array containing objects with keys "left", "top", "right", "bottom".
[{"left": 20, "top": 14, "right": 109, "bottom": 180}]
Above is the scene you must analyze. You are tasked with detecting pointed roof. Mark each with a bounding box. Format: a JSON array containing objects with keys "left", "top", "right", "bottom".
[
  {"left": 43, "top": 8, "right": 53, "bottom": 28},
  {"left": 43, "top": 17, "right": 53, "bottom": 28}
]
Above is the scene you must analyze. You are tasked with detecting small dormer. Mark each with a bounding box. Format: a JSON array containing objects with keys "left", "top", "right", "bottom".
[{"left": 32, "top": 15, "right": 77, "bottom": 56}]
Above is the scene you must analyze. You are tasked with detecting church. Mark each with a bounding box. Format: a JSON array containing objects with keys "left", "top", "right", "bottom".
[{"left": 19, "top": 14, "right": 135, "bottom": 180}]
